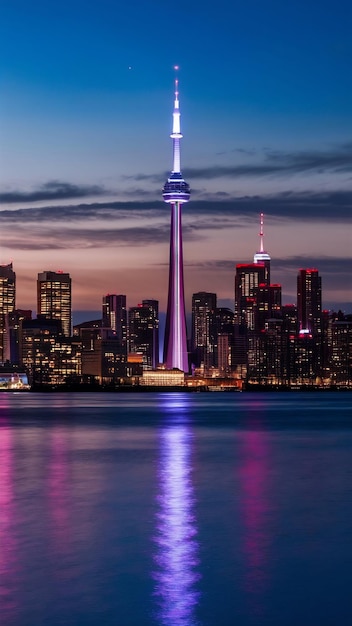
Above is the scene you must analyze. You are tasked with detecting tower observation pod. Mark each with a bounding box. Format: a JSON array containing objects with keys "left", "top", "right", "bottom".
[{"left": 163, "top": 78, "right": 190, "bottom": 372}]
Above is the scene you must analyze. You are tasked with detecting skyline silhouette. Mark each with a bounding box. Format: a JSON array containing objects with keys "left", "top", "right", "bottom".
[{"left": 0, "top": 0, "right": 351, "bottom": 315}]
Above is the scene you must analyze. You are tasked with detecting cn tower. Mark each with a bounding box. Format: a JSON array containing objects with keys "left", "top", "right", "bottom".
[{"left": 163, "top": 77, "right": 190, "bottom": 372}]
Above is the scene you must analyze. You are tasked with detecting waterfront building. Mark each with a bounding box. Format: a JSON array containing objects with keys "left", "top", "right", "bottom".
[
  {"left": 163, "top": 78, "right": 190, "bottom": 372},
  {"left": 21, "top": 317, "right": 81, "bottom": 385},
  {"left": 37, "top": 271, "right": 72, "bottom": 337},
  {"left": 140, "top": 368, "right": 185, "bottom": 387}
]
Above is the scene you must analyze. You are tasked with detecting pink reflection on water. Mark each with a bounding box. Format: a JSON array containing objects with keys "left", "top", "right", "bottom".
[
  {"left": 48, "top": 427, "right": 70, "bottom": 559},
  {"left": 153, "top": 397, "right": 201, "bottom": 626},
  {"left": 0, "top": 399, "right": 19, "bottom": 619},
  {"left": 238, "top": 406, "right": 271, "bottom": 617}
]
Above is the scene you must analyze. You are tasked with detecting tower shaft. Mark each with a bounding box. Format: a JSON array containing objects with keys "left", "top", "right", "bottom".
[
  {"left": 164, "top": 202, "right": 188, "bottom": 370},
  {"left": 163, "top": 78, "right": 190, "bottom": 372}
]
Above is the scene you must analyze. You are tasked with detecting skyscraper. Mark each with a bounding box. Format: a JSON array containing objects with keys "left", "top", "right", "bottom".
[
  {"left": 234, "top": 263, "right": 266, "bottom": 330},
  {"left": 163, "top": 78, "right": 190, "bottom": 372},
  {"left": 297, "top": 269, "right": 322, "bottom": 335},
  {"left": 296, "top": 268, "right": 323, "bottom": 380},
  {"left": 129, "top": 300, "right": 159, "bottom": 369},
  {"left": 191, "top": 292, "right": 217, "bottom": 369},
  {"left": 37, "top": 271, "right": 72, "bottom": 337},
  {"left": 102, "top": 294, "right": 127, "bottom": 352},
  {"left": 0, "top": 263, "right": 16, "bottom": 362}
]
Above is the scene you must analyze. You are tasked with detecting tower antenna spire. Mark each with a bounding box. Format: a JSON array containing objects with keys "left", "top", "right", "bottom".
[
  {"left": 254, "top": 212, "right": 271, "bottom": 273},
  {"left": 170, "top": 66, "right": 183, "bottom": 173},
  {"left": 259, "top": 212, "right": 265, "bottom": 253}
]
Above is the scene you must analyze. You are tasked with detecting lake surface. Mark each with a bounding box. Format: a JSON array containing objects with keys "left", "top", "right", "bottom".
[{"left": 0, "top": 392, "right": 352, "bottom": 625}]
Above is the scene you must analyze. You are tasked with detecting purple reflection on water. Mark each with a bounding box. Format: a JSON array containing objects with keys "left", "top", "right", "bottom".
[
  {"left": 0, "top": 399, "right": 19, "bottom": 620},
  {"left": 238, "top": 404, "right": 271, "bottom": 618},
  {"left": 153, "top": 395, "right": 201, "bottom": 626},
  {"left": 48, "top": 428, "right": 70, "bottom": 560}
]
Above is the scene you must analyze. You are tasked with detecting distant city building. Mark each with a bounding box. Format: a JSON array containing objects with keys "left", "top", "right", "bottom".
[
  {"left": 37, "top": 271, "right": 72, "bottom": 337},
  {"left": 129, "top": 300, "right": 159, "bottom": 369},
  {"left": 191, "top": 292, "right": 217, "bottom": 370},
  {"left": 214, "top": 307, "right": 235, "bottom": 372},
  {"left": 297, "top": 268, "right": 322, "bottom": 377},
  {"left": 234, "top": 263, "right": 267, "bottom": 330},
  {"left": 7, "top": 309, "right": 32, "bottom": 365},
  {"left": 0, "top": 263, "right": 16, "bottom": 362},
  {"left": 74, "top": 320, "right": 127, "bottom": 383},
  {"left": 102, "top": 294, "right": 127, "bottom": 353},
  {"left": 22, "top": 317, "right": 81, "bottom": 385},
  {"left": 330, "top": 315, "right": 352, "bottom": 386},
  {"left": 163, "top": 78, "right": 190, "bottom": 372},
  {"left": 297, "top": 269, "right": 322, "bottom": 335}
]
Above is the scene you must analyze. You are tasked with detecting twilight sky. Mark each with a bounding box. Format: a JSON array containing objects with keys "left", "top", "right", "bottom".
[{"left": 0, "top": 0, "right": 351, "bottom": 321}]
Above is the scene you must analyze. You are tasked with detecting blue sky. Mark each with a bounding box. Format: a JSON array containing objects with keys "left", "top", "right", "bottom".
[{"left": 0, "top": 0, "right": 351, "bottom": 317}]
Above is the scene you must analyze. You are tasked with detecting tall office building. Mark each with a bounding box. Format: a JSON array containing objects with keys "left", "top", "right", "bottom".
[
  {"left": 234, "top": 263, "right": 266, "bottom": 330},
  {"left": 142, "top": 299, "right": 159, "bottom": 369},
  {"left": 37, "top": 271, "right": 72, "bottom": 337},
  {"left": 0, "top": 263, "right": 16, "bottom": 362},
  {"left": 214, "top": 307, "right": 235, "bottom": 373},
  {"left": 163, "top": 78, "right": 190, "bottom": 372},
  {"left": 296, "top": 268, "right": 323, "bottom": 379},
  {"left": 297, "top": 269, "right": 322, "bottom": 335},
  {"left": 102, "top": 294, "right": 127, "bottom": 351},
  {"left": 129, "top": 300, "right": 159, "bottom": 369},
  {"left": 191, "top": 292, "right": 217, "bottom": 369}
]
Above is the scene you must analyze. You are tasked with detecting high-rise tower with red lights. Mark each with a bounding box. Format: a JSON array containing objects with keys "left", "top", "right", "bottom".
[{"left": 163, "top": 78, "right": 190, "bottom": 372}]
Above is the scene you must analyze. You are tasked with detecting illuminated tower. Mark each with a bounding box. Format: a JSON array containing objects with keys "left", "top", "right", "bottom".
[{"left": 163, "top": 77, "right": 190, "bottom": 372}]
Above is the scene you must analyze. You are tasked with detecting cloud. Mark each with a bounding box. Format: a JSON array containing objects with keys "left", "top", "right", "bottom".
[
  {"left": 187, "top": 255, "right": 352, "bottom": 275},
  {"left": 0, "top": 180, "right": 109, "bottom": 204},
  {"left": 273, "top": 256, "right": 352, "bottom": 276},
  {"left": 127, "top": 142, "right": 352, "bottom": 182},
  {"left": 187, "top": 142, "right": 352, "bottom": 179},
  {"left": 0, "top": 189, "right": 351, "bottom": 225},
  {"left": 0, "top": 201, "right": 163, "bottom": 223},
  {"left": 0, "top": 220, "right": 214, "bottom": 250}
]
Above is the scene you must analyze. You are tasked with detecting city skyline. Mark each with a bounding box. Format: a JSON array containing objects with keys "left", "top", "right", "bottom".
[{"left": 0, "top": 0, "right": 351, "bottom": 317}]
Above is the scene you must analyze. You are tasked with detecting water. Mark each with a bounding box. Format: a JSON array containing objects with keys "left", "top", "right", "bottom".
[{"left": 0, "top": 392, "right": 352, "bottom": 625}]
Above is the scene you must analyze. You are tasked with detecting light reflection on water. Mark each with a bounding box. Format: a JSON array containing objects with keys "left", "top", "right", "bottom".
[
  {"left": 0, "top": 393, "right": 351, "bottom": 625},
  {"left": 0, "top": 401, "right": 19, "bottom": 620},
  {"left": 238, "top": 403, "right": 272, "bottom": 620},
  {"left": 48, "top": 428, "right": 70, "bottom": 561},
  {"left": 153, "top": 395, "right": 201, "bottom": 626}
]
